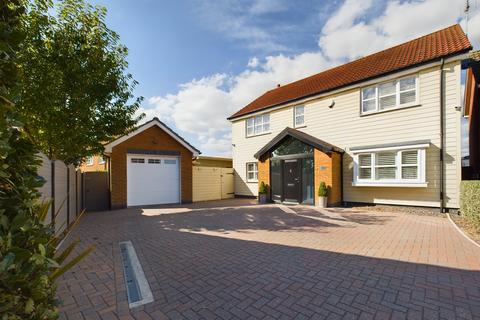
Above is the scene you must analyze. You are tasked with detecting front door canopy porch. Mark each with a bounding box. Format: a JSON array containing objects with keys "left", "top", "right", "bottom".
[{"left": 254, "top": 127, "right": 344, "bottom": 160}]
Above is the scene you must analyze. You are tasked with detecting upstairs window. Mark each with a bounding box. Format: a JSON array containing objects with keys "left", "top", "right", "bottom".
[
  {"left": 86, "top": 156, "right": 94, "bottom": 166},
  {"left": 361, "top": 76, "right": 417, "bottom": 114},
  {"left": 98, "top": 156, "right": 106, "bottom": 164},
  {"left": 246, "top": 114, "right": 270, "bottom": 137},
  {"left": 294, "top": 105, "right": 305, "bottom": 127}
]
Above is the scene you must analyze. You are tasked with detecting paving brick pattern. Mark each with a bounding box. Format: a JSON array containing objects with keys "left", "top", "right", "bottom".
[{"left": 57, "top": 200, "right": 480, "bottom": 319}]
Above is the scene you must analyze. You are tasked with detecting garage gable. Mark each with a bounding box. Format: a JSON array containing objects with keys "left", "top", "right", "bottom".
[{"left": 104, "top": 117, "right": 200, "bottom": 156}]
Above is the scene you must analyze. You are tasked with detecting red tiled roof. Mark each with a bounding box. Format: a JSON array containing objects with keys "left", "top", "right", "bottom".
[{"left": 228, "top": 24, "right": 472, "bottom": 120}]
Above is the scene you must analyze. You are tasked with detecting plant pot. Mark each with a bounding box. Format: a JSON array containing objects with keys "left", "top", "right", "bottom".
[
  {"left": 258, "top": 193, "right": 268, "bottom": 204},
  {"left": 317, "top": 196, "right": 328, "bottom": 208}
]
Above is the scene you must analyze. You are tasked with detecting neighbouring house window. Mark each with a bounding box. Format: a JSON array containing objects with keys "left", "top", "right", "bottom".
[
  {"left": 98, "top": 156, "right": 106, "bottom": 164},
  {"left": 246, "top": 162, "right": 258, "bottom": 182},
  {"left": 86, "top": 156, "right": 94, "bottom": 166},
  {"left": 131, "top": 158, "right": 145, "bottom": 163},
  {"left": 294, "top": 105, "right": 305, "bottom": 127},
  {"left": 361, "top": 75, "right": 417, "bottom": 114},
  {"left": 246, "top": 114, "right": 270, "bottom": 136},
  {"left": 354, "top": 149, "right": 425, "bottom": 185}
]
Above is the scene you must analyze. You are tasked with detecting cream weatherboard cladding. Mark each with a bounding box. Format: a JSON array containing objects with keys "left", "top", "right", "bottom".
[{"left": 231, "top": 61, "right": 462, "bottom": 208}]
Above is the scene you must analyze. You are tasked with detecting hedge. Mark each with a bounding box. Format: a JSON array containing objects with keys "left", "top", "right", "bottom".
[{"left": 460, "top": 181, "right": 480, "bottom": 231}]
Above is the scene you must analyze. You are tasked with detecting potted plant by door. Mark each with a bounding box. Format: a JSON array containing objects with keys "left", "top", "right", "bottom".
[
  {"left": 318, "top": 182, "right": 328, "bottom": 208},
  {"left": 258, "top": 181, "right": 269, "bottom": 204}
]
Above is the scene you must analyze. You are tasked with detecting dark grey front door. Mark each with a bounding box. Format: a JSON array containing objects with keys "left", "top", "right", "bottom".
[{"left": 283, "top": 159, "right": 300, "bottom": 202}]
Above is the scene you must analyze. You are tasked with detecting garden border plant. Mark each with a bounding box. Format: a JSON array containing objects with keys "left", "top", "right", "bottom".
[
  {"left": 460, "top": 180, "right": 480, "bottom": 232},
  {"left": 1, "top": 0, "right": 141, "bottom": 318}
]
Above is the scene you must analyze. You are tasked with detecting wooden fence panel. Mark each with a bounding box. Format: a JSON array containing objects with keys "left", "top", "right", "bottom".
[
  {"left": 36, "top": 153, "right": 83, "bottom": 235},
  {"left": 193, "top": 167, "right": 234, "bottom": 202},
  {"left": 220, "top": 168, "right": 234, "bottom": 199},
  {"left": 54, "top": 161, "right": 68, "bottom": 234},
  {"left": 37, "top": 153, "right": 52, "bottom": 225}
]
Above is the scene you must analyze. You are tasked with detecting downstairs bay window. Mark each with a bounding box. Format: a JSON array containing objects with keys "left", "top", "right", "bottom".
[{"left": 353, "top": 144, "right": 428, "bottom": 187}]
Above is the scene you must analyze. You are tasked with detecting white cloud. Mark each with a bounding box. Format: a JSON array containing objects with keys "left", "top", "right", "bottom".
[
  {"left": 192, "top": 0, "right": 287, "bottom": 52},
  {"left": 247, "top": 57, "right": 260, "bottom": 68},
  {"left": 142, "top": 0, "right": 479, "bottom": 156}
]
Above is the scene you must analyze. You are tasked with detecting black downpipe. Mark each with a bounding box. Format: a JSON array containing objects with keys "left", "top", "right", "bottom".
[{"left": 439, "top": 58, "right": 445, "bottom": 213}]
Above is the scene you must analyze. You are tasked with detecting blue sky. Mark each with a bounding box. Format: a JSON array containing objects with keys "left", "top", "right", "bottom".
[
  {"left": 89, "top": 0, "right": 479, "bottom": 156},
  {"left": 89, "top": 0, "right": 342, "bottom": 97}
]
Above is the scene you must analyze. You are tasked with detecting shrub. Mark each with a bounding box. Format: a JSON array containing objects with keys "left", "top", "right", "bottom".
[
  {"left": 259, "top": 181, "right": 268, "bottom": 194},
  {"left": 0, "top": 1, "right": 94, "bottom": 318},
  {"left": 318, "top": 182, "right": 328, "bottom": 197},
  {"left": 460, "top": 181, "right": 480, "bottom": 232}
]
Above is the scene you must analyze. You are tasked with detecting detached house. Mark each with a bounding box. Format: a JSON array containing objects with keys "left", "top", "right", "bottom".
[{"left": 228, "top": 24, "right": 473, "bottom": 211}]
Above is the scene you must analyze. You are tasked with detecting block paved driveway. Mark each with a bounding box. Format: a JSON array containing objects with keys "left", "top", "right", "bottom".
[{"left": 57, "top": 199, "right": 480, "bottom": 320}]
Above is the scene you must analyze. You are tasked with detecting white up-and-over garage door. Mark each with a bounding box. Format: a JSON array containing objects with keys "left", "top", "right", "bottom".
[{"left": 127, "top": 154, "right": 180, "bottom": 206}]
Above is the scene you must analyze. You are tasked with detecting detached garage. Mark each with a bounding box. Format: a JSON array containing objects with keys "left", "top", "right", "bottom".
[{"left": 104, "top": 118, "right": 200, "bottom": 209}]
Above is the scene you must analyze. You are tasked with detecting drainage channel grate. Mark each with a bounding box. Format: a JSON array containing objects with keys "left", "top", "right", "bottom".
[{"left": 119, "top": 241, "right": 154, "bottom": 308}]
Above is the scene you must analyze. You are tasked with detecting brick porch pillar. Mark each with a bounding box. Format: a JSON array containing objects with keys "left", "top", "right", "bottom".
[
  {"left": 258, "top": 156, "right": 270, "bottom": 199},
  {"left": 314, "top": 149, "right": 342, "bottom": 206}
]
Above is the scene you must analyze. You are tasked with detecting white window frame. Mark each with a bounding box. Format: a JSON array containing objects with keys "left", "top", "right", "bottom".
[
  {"left": 246, "top": 114, "right": 270, "bottom": 137},
  {"left": 246, "top": 162, "right": 258, "bottom": 182},
  {"left": 98, "top": 156, "right": 106, "bottom": 164},
  {"left": 352, "top": 145, "right": 427, "bottom": 187},
  {"left": 86, "top": 156, "right": 94, "bottom": 166},
  {"left": 361, "top": 75, "right": 419, "bottom": 115},
  {"left": 294, "top": 105, "right": 305, "bottom": 127}
]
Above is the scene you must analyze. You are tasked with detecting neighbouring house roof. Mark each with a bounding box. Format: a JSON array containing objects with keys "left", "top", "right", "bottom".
[
  {"left": 254, "top": 127, "right": 344, "bottom": 159},
  {"left": 229, "top": 24, "right": 472, "bottom": 120},
  {"left": 103, "top": 117, "right": 201, "bottom": 156}
]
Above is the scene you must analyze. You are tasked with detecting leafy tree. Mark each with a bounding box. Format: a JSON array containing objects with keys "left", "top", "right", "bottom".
[
  {"left": 1, "top": 1, "right": 93, "bottom": 318},
  {"left": 16, "top": 0, "right": 143, "bottom": 165}
]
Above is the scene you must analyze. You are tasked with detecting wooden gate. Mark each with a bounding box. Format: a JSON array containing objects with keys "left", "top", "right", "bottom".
[
  {"left": 193, "top": 167, "right": 234, "bottom": 202},
  {"left": 83, "top": 172, "right": 109, "bottom": 212}
]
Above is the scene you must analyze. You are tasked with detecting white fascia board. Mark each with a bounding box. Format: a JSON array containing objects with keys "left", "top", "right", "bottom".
[{"left": 104, "top": 119, "right": 200, "bottom": 157}]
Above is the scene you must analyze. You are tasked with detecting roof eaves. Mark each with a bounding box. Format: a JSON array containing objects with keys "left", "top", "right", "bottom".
[{"left": 228, "top": 45, "right": 471, "bottom": 121}]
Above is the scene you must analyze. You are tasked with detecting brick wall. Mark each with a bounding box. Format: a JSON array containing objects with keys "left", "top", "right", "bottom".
[
  {"left": 314, "top": 149, "right": 342, "bottom": 206},
  {"left": 258, "top": 156, "right": 270, "bottom": 198},
  {"left": 110, "top": 125, "right": 193, "bottom": 209},
  {"left": 80, "top": 155, "right": 107, "bottom": 172}
]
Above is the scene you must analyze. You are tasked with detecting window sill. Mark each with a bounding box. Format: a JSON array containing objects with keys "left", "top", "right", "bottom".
[
  {"left": 360, "top": 103, "right": 421, "bottom": 116},
  {"left": 294, "top": 125, "right": 307, "bottom": 129},
  {"left": 246, "top": 132, "right": 271, "bottom": 138},
  {"left": 352, "top": 182, "right": 428, "bottom": 188},
  {"left": 247, "top": 181, "right": 259, "bottom": 184}
]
